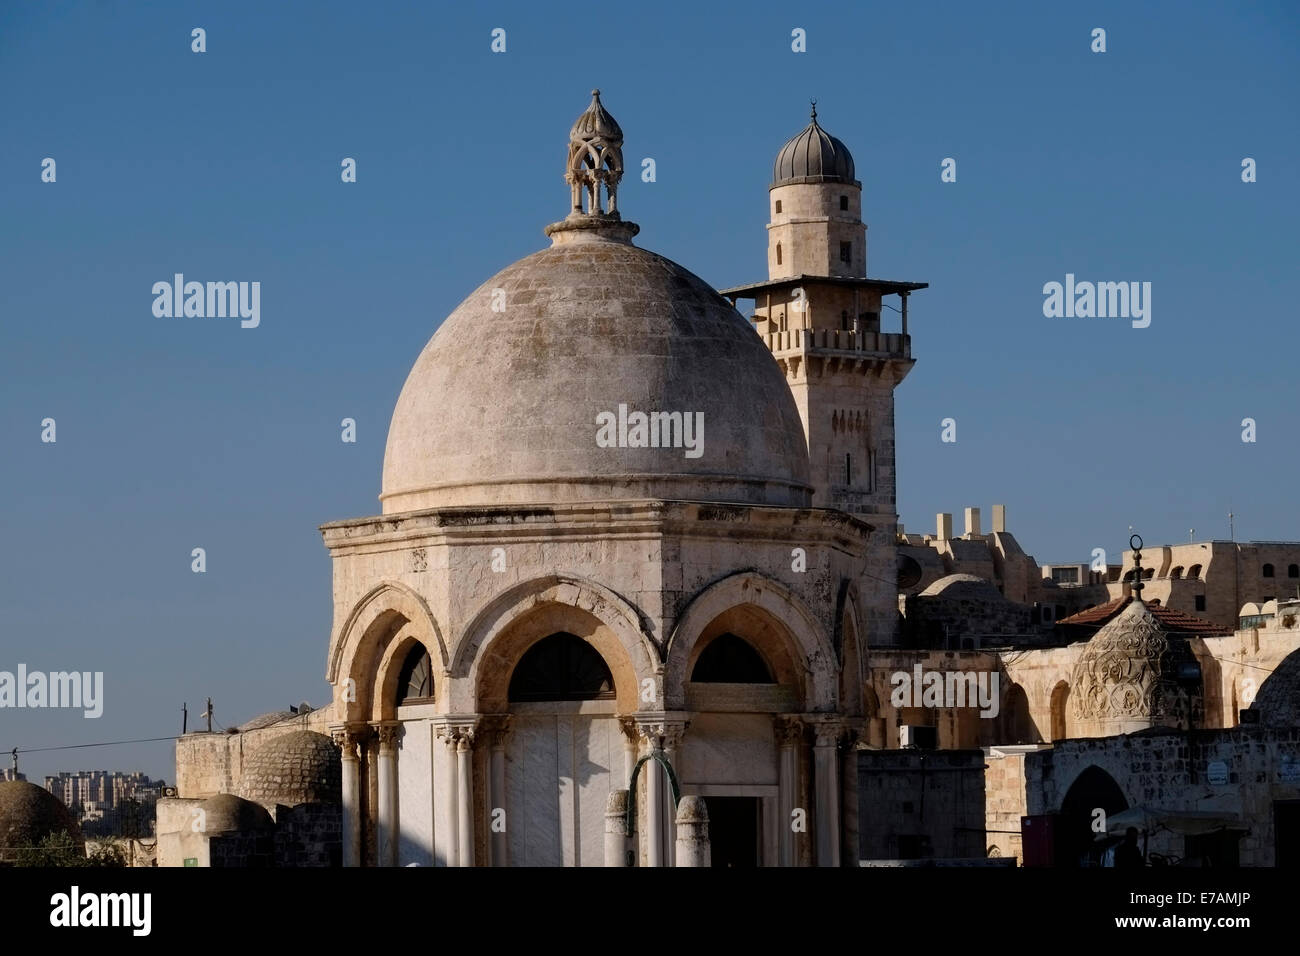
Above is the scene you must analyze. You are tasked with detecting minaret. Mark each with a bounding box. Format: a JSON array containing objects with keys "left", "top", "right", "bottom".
[
  {"left": 767, "top": 102, "right": 865, "bottom": 279},
  {"left": 721, "top": 105, "right": 927, "bottom": 526}
]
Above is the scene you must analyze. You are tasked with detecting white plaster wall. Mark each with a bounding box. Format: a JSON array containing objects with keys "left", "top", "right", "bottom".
[{"left": 396, "top": 719, "right": 434, "bottom": 866}]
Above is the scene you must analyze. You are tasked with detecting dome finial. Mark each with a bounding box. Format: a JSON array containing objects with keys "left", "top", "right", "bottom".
[
  {"left": 547, "top": 89, "right": 639, "bottom": 244},
  {"left": 810, "top": 98, "right": 817, "bottom": 121},
  {"left": 1130, "top": 533, "right": 1145, "bottom": 601}
]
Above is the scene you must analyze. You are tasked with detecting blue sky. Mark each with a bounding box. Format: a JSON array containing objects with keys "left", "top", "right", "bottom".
[{"left": 1, "top": 1, "right": 1296, "bottom": 783}]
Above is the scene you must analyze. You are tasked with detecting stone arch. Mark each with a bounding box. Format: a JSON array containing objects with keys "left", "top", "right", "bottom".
[
  {"left": 1058, "top": 765, "right": 1129, "bottom": 867},
  {"left": 328, "top": 581, "right": 450, "bottom": 723},
  {"left": 1049, "top": 681, "right": 1070, "bottom": 741},
  {"left": 665, "top": 571, "right": 837, "bottom": 711},
  {"left": 1000, "top": 682, "right": 1037, "bottom": 744},
  {"left": 835, "top": 582, "right": 865, "bottom": 717},
  {"left": 450, "top": 574, "right": 659, "bottom": 714}
]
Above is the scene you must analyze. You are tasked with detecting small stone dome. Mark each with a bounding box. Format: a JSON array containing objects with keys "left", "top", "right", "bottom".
[
  {"left": 571, "top": 89, "right": 622, "bottom": 144},
  {"left": 772, "top": 107, "right": 857, "bottom": 186},
  {"left": 240, "top": 730, "right": 342, "bottom": 807},
  {"left": 1251, "top": 645, "right": 1300, "bottom": 727},
  {"left": 0, "top": 780, "right": 84, "bottom": 860},
  {"left": 200, "top": 793, "right": 274, "bottom": 834},
  {"left": 920, "top": 573, "right": 1003, "bottom": 600}
]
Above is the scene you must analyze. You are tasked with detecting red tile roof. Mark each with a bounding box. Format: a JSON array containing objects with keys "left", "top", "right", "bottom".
[{"left": 1058, "top": 596, "right": 1231, "bottom": 635}]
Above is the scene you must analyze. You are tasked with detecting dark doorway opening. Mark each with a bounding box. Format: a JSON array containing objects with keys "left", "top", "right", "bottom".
[
  {"left": 704, "top": 796, "right": 760, "bottom": 868},
  {"left": 1275, "top": 801, "right": 1300, "bottom": 867},
  {"left": 1058, "top": 766, "right": 1128, "bottom": 867}
]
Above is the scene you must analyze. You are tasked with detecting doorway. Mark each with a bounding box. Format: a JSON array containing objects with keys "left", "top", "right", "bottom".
[
  {"left": 704, "top": 796, "right": 760, "bottom": 868},
  {"left": 1275, "top": 800, "right": 1300, "bottom": 867}
]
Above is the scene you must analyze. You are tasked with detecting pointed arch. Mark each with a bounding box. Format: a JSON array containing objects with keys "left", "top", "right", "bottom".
[
  {"left": 327, "top": 580, "right": 450, "bottom": 723},
  {"left": 449, "top": 574, "right": 659, "bottom": 713},
  {"left": 665, "top": 571, "right": 837, "bottom": 711}
]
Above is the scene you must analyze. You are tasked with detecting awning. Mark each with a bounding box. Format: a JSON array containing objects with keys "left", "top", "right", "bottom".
[{"left": 1101, "top": 806, "right": 1246, "bottom": 838}]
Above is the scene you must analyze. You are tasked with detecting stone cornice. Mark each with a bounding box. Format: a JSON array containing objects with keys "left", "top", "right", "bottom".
[{"left": 320, "top": 499, "right": 872, "bottom": 556}]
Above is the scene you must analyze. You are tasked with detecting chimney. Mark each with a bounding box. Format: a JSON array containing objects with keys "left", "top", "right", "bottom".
[
  {"left": 936, "top": 513, "right": 952, "bottom": 541},
  {"left": 992, "top": 504, "right": 1006, "bottom": 534},
  {"left": 965, "top": 507, "right": 981, "bottom": 537}
]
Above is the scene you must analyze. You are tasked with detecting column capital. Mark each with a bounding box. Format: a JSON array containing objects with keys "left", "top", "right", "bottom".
[
  {"left": 632, "top": 713, "right": 690, "bottom": 751},
  {"left": 374, "top": 722, "right": 402, "bottom": 749},
  {"left": 432, "top": 715, "right": 481, "bottom": 747},
  {"left": 805, "top": 714, "right": 847, "bottom": 749},
  {"left": 329, "top": 723, "right": 371, "bottom": 756},
  {"left": 478, "top": 714, "right": 514, "bottom": 749},
  {"left": 773, "top": 715, "right": 805, "bottom": 747}
]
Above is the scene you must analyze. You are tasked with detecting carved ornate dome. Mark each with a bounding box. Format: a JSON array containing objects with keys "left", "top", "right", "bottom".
[
  {"left": 240, "top": 730, "right": 341, "bottom": 807},
  {"left": 0, "top": 780, "right": 83, "bottom": 860},
  {"left": 1070, "top": 600, "right": 1199, "bottom": 733},
  {"left": 772, "top": 106, "right": 857, "bottom": 186},
  {"left": 381, "top": 92, "right": 812, "bottom": 513}
]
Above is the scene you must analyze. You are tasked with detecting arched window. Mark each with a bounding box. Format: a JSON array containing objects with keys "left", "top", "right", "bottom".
[
  {"left": 508, "top": 633, "right": 614, "bottom": 702},
  {"left": 691, "top": 633, "right": 774, "bottom": 683},
  {"left": 396, "top": 645, "right": 434, "bottom": 705},
  {"left": 1263, "top": 563, "right": 1275, "bottom": 578},
  {"left": 775, "top": 243, "right": 782, "bottom": 266},
  {"left": 1289, "top": 564, "right": 1299, "bottom": 579},
  {"left": 1170, "top": 566, "right": 1184, "bottom": 580},
  {"left": 1188, "top": 564, "right": 1202, "bottom": 579}
]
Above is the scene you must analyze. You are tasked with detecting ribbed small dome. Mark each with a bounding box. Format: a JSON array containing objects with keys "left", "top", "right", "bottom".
[
  {"left": 240, "top": 731, "right": 341, "bottom": 808},
  {"left": 0, "top": 781, "right": 84, "bottom": 860},
  {"left": 570, "top": 89, "right": 622, "bottom": 144},
  {"left": 773, "top": 108, "right": 856, "bottom": 186}
]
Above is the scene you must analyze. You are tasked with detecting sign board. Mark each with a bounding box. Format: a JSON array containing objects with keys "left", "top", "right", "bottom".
[
  {"left": 1281, "top": 759, "right": 1300, "bottom": 783},
  {"left": 184, "top": 857, "right": 198, "bottom": 867},
  {"left": 1207, "top": 760, "right": 1229, "bottom": 785}
]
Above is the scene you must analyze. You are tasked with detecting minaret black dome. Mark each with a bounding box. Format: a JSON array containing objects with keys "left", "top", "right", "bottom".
[{"left": 772, "top": 103, "right": 857, "bottom": 186}]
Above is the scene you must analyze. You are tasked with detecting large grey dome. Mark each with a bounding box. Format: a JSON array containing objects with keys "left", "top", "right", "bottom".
[
  {"left": 381, "top": 231, "right": 812, "bottom": 513},
  {"left": 772, "top": 108, "right": 857, "bottom": 186}
]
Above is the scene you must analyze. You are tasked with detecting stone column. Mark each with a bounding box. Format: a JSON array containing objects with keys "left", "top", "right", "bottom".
[
  {"left": 774, "top": 716, "right": 803, "bottom": 867},
  {"left": 456, "top": 733, "right": 474, "bottom": 867},
  {"left": 675, "top": 796, "right": 711, "bottom": 867},
  {"left": 660, "top": 721, "right": 688, "bottom": 867},
  {"left": 331, "top": 725, "right": 365, "bottom": 868},
  {"left": 605, "top": 789, "right": 631, "bottom": 867},
  {"left": 618, "top": 717, "right": 638, "bottom": 788},
  {"left": 434, "top": 717, "right": 479, "bottom": 867},
  {"left": 481, "top": 716, "right": 512, "bottom": 867},
  {"left": 812, "top": 718, "right": 843, "bottom": 867},
  {"left": 635, "top": 716, "right": 689, "bottom": 868},
  {"left": 375, "top": 723, "right": 400, "bottom": 867},
  {"left": 839, "top": 723, "right": 861, "bottom": 868}
]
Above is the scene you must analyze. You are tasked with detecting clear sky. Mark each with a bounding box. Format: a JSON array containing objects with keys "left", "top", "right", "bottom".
[{"left": 2, "top": 1, "right": 1296, "bottom": 783}]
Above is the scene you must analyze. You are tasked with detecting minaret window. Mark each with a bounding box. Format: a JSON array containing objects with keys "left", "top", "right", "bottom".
[
  {"left": 840, "top": 241, "right": 851, "bottom": 264},
  {"left": 774, "top": 200, "right": 782, "bottom": 214},
  {"left": 840, "top": 195, "right": 848, "bottom": 210},
  {"left": 841, "top": 310, "right": 850, "bottom": 331},
  {"left": 776, "top": 243, "right": 782, "bottom": 265},
  {"left": 845, "top": 453, "right": 852, "bottom": 485}
]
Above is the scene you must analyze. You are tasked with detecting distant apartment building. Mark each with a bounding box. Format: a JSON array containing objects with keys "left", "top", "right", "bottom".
[{"left": 44, "top": 770, "right": 165, "bottom": 812}]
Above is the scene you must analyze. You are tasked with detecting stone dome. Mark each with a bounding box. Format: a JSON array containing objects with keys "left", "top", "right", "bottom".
[
  {"left": 382, "top": 233, "right": 812, "bottom": 513},
  {"left": 200, "top": 793, "right": 274, "bottom": 834},
  {"left": 1070, "top": 600, "right": 1200, "bottom": 733},
  {"left": 0, "top": 780, "right": 84, "bottom": 859},
  {"left": 1251, "top": 645, "right": 1300, "bottom": 727},
  {"left": 571, "top": 88, "right": 622, "bottom": 144},
  {"left": 240, "top": 730, "right": 341, "bottom": 807},
  {"left": 920, "top": 573, "right": 1003, "bottom": 600},
  {"left": 772, "top": 108, "right": 857, "bottom": 186}
]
